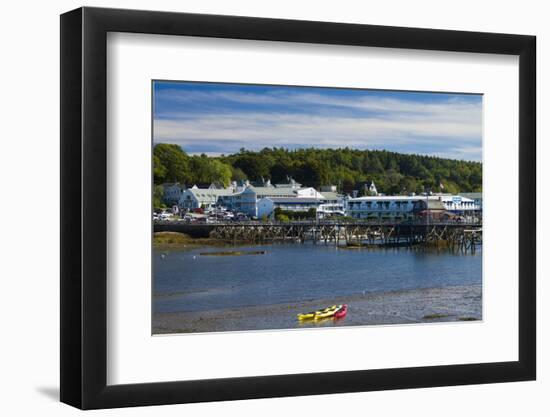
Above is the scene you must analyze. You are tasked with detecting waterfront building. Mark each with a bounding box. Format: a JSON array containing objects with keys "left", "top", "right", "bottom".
[
  {"left": 179, "top": 185, "right": 235, "bottom": 210},
  {"left": 319, "top": 191, "right": 342, "bottom": 204},
  {"left": 256, "top": 193, "right": 345, "bottom": 219},
  {"left": 412, "top": 199, "right": 451, "bottom": 221},
  {"left": 218, "top": 178, "right": 340, "bottom": 217},
  {"left": 178, "top": 178, "right": 327, "bottom": 216},
  {"left": 344, "top": 194, "right": 481, "bottom": 220},
  {"left": 345, "top": 196, "right": 419, "bottom": 220},
  {"left": 439, "top": 194, "right": 481, "bottom": 215},
  {"left": 162, "top": 183, "right": 186, "bottom": 206},
  {"left": 219, "top": 186, "right": 300, "bottom": 216},
  {"left": 457, "top": 192, "right": 483, "bottom": 212},
  {"left": 317, "top": 202, "right": 346, "bottom": 218},
  {"left": 320, "top": 185, "right": 337, "bottom": 193},
  {"left": 257, "top": 197, "right": 320, "bottom": 218}
]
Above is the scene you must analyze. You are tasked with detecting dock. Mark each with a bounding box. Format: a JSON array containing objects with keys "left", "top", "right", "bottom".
[{"left": 155, "top": 220, "right": 482, "bottom": 253}]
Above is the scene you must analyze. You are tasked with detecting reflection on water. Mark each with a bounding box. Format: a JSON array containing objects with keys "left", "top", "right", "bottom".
[{"left": 153, "top": 243, "right": 482, "bottom": 314}]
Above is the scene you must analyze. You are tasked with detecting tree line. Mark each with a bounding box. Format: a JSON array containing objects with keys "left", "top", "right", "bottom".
[{"left": 154, "top": 143, "right": 482, "bottom": 195}]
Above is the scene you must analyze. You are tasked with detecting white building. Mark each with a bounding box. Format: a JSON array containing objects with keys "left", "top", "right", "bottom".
[
  {"left": 295, "top": 187, "right": 326, "bottom": 199},
  {"left": 256, "top": 192, "right": 345, "bottom": 219},
  {"left": 219, "top": 179, "right": 340, "bottom": 218},
  {"left": 317, "top": 203, "right": 345, "bottom": 218},
  {"left": 368, "top": 181, "right": 378, "bottom": 196},
  {"left": 178, "top": 185, "right": 235, "bottom": 210},
  {"left": 345, "top": 194, "right": 481, "bottom": 220},
  {"left": 257, "top": 197, "right": 321, "bottom": 218},
  {"left": 346, "top": 196, "right": 419, "bottom": 220},
  {"left": 178, "top": 178, "right": 352, "bottom": 217},
  {"left": 457, "top": 192, "right": 483, "bottom": 211},
  {"left": 439, "top": 194, "right": 481, "bottom": 214}
]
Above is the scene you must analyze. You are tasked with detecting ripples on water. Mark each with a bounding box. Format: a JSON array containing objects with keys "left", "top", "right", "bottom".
[{"left": 153, "top": 243, "right": 482, "bottom": 314}]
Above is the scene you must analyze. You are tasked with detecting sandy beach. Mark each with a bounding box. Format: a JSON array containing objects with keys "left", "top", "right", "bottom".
[{"left": 153, "top": 284, "right": 482, "bottom": 334}]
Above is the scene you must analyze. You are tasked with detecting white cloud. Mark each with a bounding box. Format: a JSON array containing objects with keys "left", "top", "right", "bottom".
[{"left": 154, "top": 90, "right": 482, "bottom": 161}]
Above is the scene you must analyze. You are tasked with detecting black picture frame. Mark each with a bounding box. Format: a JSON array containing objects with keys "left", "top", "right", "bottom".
[{"left": 60, "top": 6, "right": 536, "bottom": 410}]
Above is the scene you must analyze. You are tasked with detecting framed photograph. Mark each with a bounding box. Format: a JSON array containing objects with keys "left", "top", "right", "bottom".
[{"left": 60, "top": 7, "right": 536, "bottom": 409}]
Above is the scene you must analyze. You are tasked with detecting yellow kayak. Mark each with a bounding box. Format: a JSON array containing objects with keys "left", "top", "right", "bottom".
[
  {"left": 314, "top": 305, "right": 342, "bottom": 319},
  {"left": 297, "top": 311, "right": 316, "bottom": 320},
  {"left": 297, "top": 305, "right": 340, "bottom": 321}
]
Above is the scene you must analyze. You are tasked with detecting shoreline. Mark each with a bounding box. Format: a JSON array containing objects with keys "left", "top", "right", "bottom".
[
  {"left": 153, "top": 231, "right": 482, "bottom": 252},
  {"left": 153, "top": 284, "right": 482, "bottom": 334}
]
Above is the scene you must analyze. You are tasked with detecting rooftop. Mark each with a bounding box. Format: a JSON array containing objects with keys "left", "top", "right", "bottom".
[
  {"left": 186, "top": 188, "right": 235, "bottom": 197},
  {"left": 415, "top": 199, "right": 447, "bottom": 210},
  {"left": 320, "top": 191, "right": 343, "bottom": 201},
  {"left": 348, "top": 195, "right": 427, "bottom": 201},
  {"left": 264, "top": 197, "right": 322, "bottom": 203},
  {"left": 248, "top": 186, "right": 299, "bottom": 196},
  {"left": 459, "top": 192, "right": 483, "bottom": 199}
]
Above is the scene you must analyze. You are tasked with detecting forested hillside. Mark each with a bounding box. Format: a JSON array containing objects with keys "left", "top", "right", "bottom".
[{"left": 154, "top": 144, "right": 482, "bottom": 195}]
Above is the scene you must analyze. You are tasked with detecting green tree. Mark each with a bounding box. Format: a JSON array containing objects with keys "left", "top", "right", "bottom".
[
  {"left": 155, "top": 143, "right": 482, "bottom": 194},
  {"left": 153, "top": 144, "right": 190, "bottom": 184},
  {"left": 153, "top": 154, "right": 167, "bottom": 184},
  {"left": 153, "top": 184, "right": 165, "bottom": 208}
]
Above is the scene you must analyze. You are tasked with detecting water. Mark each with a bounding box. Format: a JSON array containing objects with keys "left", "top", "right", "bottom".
[{"left": 153, "top": 244, "right": 482, "bottom": 314}]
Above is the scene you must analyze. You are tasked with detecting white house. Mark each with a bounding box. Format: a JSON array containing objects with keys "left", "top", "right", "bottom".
[{"left": 178, "top": 185, "right": 234, "bottom": 210}]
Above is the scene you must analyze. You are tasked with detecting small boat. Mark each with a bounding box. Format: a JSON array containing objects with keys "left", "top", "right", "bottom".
[
  {"left": 297, "top": 305, "right": 338, "bottom": 321},
  {"left": 334, "top": 304, "right": 348, "bottom": 319}
]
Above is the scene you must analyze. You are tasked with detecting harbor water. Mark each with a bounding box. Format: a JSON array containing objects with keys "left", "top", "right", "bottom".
[{"left": 153, "top": 243, "right": 482, "bottom": 315}]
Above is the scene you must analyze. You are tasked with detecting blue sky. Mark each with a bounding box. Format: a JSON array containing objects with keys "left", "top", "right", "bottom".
[{"left": 153, "top": 81, "right": 482, "bottom": 161}]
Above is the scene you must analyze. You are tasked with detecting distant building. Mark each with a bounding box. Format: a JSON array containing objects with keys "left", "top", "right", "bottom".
[
  {"left": 368, "top": 181, "right": 378, "bottom": 196},
  {"left": 162, "top": 183, "right": 186, "bottom": 206},
  {"left": 440, "top": 194, "right": 481, "bottom": 215},
  {"left": 317, "top": 202, "right": 345, "bottom": 218},
  {"left": 345, "top": 194, "right": 481, "bottom": 220},
  {"left": 179, "top": 185, "right": 234, "bottom": 210},
  {"left": 295, "top": 187, "right": 326, "bottom": 199},
  {"left": 345, "top": 196, "right": 419, "bottom": 220},
  {"left": 319, "top": 191, "right": 342, "bottom": 204},
  {"left": 320, "top": 185, "right": 337, "bottom": 193},
  {"left": 219, "top": 187, "right": 259, "bottom": 216},
  {"left": 274, "top": 176, "right": 302, "bottom": 189},
  {"left": 257, "top": 197, "right": 320, "bottom": 218},
  {"left": 218, "top": 178, "right": 335, "bottom": 217},
  {"left": 458, "top": 192, "right": 483, "bottom": 211},
  {"left": 412, "top": 199, "right": 452, "bottom": 221}
]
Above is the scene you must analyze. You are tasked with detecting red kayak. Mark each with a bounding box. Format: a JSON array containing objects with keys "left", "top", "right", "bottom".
[{"left": 334, "top": 304, "right": 348, "bottom": 319}]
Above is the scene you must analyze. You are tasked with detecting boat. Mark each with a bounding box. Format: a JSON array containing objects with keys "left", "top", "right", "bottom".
[
  {"left": 334, "top": 304, "right": 348, "bottom": 319},
  {"left": 314, "top": 305, "right": 342, "bottom": 320},
  {"left": 297, "top": 305, "right": 338, "bottom": 321},
  {"left": 297, "top": 310, "right": 316, "bottom": 320}
]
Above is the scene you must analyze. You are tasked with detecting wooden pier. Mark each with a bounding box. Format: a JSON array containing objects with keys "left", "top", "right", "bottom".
[{"left": 155, "top": 220, "right": 482, "bottom": 253}]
